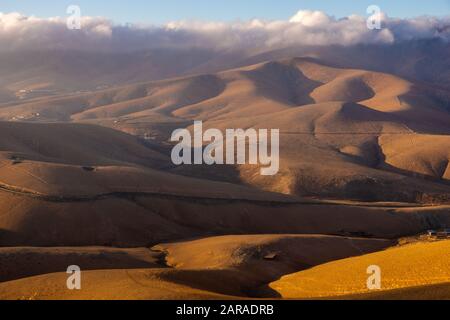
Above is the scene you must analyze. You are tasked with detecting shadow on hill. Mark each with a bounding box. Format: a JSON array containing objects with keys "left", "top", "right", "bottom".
[
  {"left": 242, "top": 61, "right": 322, "bottom": 106},
  {"left": 0, "top": 229, "right": 23, "bottom": 247},
  {"left": 156, "top": 268, "right": 283, "bottom": 299}
]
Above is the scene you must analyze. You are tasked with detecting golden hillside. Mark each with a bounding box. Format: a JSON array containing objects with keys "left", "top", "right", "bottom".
[{"left": 270, "top": 240, "right": 450, "bottom": 299}]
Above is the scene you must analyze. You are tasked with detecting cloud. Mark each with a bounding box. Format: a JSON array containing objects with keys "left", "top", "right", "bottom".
[
  {"left": 0, "top": 10, "right": 449, "bottom": 52},
  {"left": 289, "top": 10, "right": 331, "bottom": 26}
]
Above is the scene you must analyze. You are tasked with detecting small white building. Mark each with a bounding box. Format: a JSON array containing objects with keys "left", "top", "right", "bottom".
[{"left": 427, "top": 229, "right": 450, "bottom": 239}]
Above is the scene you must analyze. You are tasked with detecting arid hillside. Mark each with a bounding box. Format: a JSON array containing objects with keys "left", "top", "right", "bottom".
[
  {"left": 1, "top": 57, "right": 449, "bottom": 202},
  {"left": 0, "top": 235, "right": 393, "bottom": 299},
  {"left": 270, "top": 240, "right": 450, "bottom": 299},
  {"left": 1, "top": 40, "right": 449, "bottom": 103},
  {"left": 0, "top": 55, "right": 450, "bottom": 301}
]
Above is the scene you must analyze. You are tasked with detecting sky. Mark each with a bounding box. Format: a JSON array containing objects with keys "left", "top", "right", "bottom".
[{"left": 0, "top": 0, "right": 449, "bottom": 24}]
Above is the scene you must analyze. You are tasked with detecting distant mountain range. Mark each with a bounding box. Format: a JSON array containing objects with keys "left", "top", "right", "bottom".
[{"left": 1, "top": 39, "right": 449, "bottom": 103}]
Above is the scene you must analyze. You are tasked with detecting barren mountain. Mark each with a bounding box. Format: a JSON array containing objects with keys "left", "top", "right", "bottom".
[
  {"left": 1, "top": 57, "right": 449, "bottom": 202},
  {"left": 1, "top": 40, "right": 450, "bottom": 104}
]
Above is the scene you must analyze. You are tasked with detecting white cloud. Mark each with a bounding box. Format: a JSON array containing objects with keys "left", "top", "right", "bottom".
[
  {"left": 0, "top": 10, "right": 448, "bottom": 52},
  {"left": 289, "top": 10, "right": 331, "bottom": 26}
]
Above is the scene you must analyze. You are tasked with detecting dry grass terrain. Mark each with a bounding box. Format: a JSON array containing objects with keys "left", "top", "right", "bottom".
[{"left": 270, "top": 240, "right": 450, "bottom": 299}]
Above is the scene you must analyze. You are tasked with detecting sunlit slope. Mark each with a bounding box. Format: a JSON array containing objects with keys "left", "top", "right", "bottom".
[
  {"left": 339, "top": 282, "right": 450, "bottom": 300},
  {"left": 380, "top": 134, "right": 450, "bottom": 181},
  {"left": 270, "top": 240, "right": 450, "bottom": 299},
  {"left": 0, "top": 269, "right": 230, "bottom": 300}
]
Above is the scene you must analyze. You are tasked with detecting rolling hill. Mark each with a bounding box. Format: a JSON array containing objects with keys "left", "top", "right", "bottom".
[
  {"left": 0, "top": 235, "right": 393, "bottom": 299},
  {"left": 270, "top": 240, "right": 450, "bottom": 299}
]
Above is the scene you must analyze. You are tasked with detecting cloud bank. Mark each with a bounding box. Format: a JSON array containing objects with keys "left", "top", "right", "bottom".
[{"left": 0, "top": 10, "right": 449, "bottom": 52}]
